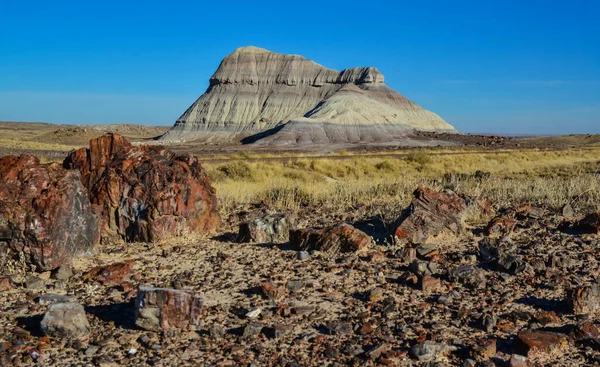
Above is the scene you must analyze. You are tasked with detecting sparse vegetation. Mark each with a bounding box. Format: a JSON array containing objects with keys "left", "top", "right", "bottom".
[{"left": 206, "top": 148, "right": 600, "bottom": 216}]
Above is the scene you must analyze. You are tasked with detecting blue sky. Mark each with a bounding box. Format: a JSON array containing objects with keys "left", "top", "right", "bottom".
[{"left": 1, "top": 0, "right": 599, "bottom": 134}]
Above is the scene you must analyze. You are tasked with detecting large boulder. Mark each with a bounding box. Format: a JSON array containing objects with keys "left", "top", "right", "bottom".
[
  {"left": 395, "top": 187, "right": 468, "bottom": 244},
  {"left": 41, "top": 302, "right": 91, "bottom": 340},
  {"left": 64, "top": 133, "right": 219, "bottom": 242},
  {"left": 0, "top": 155, "right": 99, "bottom": 271}
]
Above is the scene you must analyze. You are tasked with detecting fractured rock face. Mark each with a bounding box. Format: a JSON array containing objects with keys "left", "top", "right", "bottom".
[
  {"left": 64, "top": 133, "right": 219, "bottom": 242},
  {"left": 395, "top": 187, "right": 468, "bottom": 244},
  {"left": 289, "top": 223, "right": 371, "bottom": 255},
  {"left": 237, "top": 214, "right": 295, "bottom": 243},
  {"left": 160, "top": 46, "right": 455, "bottom": 144},
  {"left": 568, "top": 284, "right": 600, "bottom": 314},
  {"left": 134, "top": 287, "right": 203, "bottom": 331},
  {"left": 41, "top": 302, "right": 91, "bottom": 340},
  {"left": 0, "top": 155, "right": 100, "bottom": 271}
]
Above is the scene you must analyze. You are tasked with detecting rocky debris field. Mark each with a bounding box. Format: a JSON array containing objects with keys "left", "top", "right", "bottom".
[{"left": 1, "top": 138, "right": 600, "bottom": 366}]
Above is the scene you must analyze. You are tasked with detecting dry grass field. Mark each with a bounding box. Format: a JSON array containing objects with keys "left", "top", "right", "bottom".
[{"left": 206, "top": 148, "right": 600, "bottom": 219}]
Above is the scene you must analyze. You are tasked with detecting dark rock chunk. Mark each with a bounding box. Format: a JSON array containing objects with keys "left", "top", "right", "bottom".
[
  {"left": 134, "top": 287, "right": 202, "bottom": 331},
  {"left": 243, "top": 322, "right": 263, "bottom": 338},
  {"left": 237, "top": 214, "right": 295, "bottom": 243},
  {"left": 448, "top": 266, "right": 487, "bottom": 288},
  {"left": 0, "top": 154, "right": 100, "bottom": 271},
  {"left": 395, "top": 187, "right": 467, "bottom": 244},
  {"left": 64, "top": 133, "right": 219, "bottom": 242},
  {"left": 290, "top": 223, "right": 371, "bottom": 255},
  {"left": 326, "top": 321, "right": 353, "bottom": 335}
]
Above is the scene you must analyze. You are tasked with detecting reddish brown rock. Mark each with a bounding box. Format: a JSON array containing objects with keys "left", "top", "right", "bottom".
[
  {"left": 394, "top": 187, "right": 468, "bottom": 244},
  {"left": 570, "top": 321, "right": 600, "bottom": 341},
  {"left": 83, "top": 261, "right": 134, "bottom": 287},
  {"left": 134, "top": 287, "right": 202, "bottom": 331},
  {"left": 533, "top": 310, "right": 561, "bottom": 326},
  {"left": 515, "top": 330, "right": 569, "bottom": 356},
  {"left": 260, "top": 282, "right": 285, "bottom": 300},
  {"left": 0, "top": 154, "right": 100, "bottom": 271},
  {"left": 64, "top": 133, "right": 219, "bottom": 242},
  {"left": 567, "top": 284, "right": 600, "bottom": 314},
  {"left": 485, "top": 216, "right": 517, "bottom": 237},
  {"left": 289, "top": 223, "right": 371, "bottom": 255},
  {"left": 0, "top": 276, "right": 12, "bottom": 291},
  {"left": 420, "top": 275, "right": 441, "bottom": 293},
  {"left": 472, "top": 339, "right": 496, "bottom": 360}
]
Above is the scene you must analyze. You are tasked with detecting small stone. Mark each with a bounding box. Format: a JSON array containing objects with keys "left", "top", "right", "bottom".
[
  {"left": 343, "top": 345, "right": 364, "bottom": 356},
  {"left": 509, "top": 354, "right": 528, "bottom": 367},
  {"left": 324, "top": 346, "right": 339, "bottom": 358},
  {"left": 210, "top": 325, "right": 226, "bottom": 339},
  {"left": 568, "top": 284, "right": 600, "bottom": 314},
  {"left": 272, "top": 323, "right": 293, "bottom": 338},
  {"left": 409, "top": 261, "right": 439, "bottom": 276},
  {"left": 326, "top": 321, "right": 353, "bottom": 335},
  {"left": 38, "top": 294, "right": 74, "bottom": 306},
  {"left": 463, "top": 359, "right": 477, "bottom": 367},
  {"left": 0, "top": 276, "right": 12, "bottom": 291},
  {"left": 54, "top": 266, "right": 73, "bottom": 281},
  {"left": 420, "top": 275, "right": 441, "bottom": 292},
  {"left": 367, "top": 287, "right": 384, "bottom": 302},
  {"left": 243, "top": 322, "right": 263, "bottom": 338},
  {"left": 260, "top": 282, "right": 285, "bottom": 300},
  {"left": 25, "top": 275, "right": 45, "bottom": 290},
  {"left": 286, "top": 280, "right": 304, "bottom": 292},
  {"left": 296, "top": 251, "right": 310, "bottom": 261},
  {"left": 534, "top": 310, "right": 560, "bottom": 325},
  {"left": 246, "top": 308, "right": 262, "bottom": 318},
  {"left": 411, "top": 341, "right": 456, "bottom": 362},
  {"left": 562, "top": 203, "right": 575, "bottom": 219},
  {"left": 41, "top": 302, "right": 91, "bottom": 340},
  {"left": 472, "top": 339, "right": 496, "bottom": 360},
  {"left": 292, "top": 306, "right": 315, "bottom": 316},
  {"left": 480, "top": 314, "right": 497, "bottom": 332},
  {"left": 367, "top": 343, "right": 390, "bottom": 360},
  {"left": 570, "top": 321, "right": 600, "bottom": 341},
  {"left": 85, "top": 345, "right": 99, "bottom": 356}
]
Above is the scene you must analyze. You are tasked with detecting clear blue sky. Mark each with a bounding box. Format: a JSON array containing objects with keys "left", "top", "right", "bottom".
[{"left": 1, "top": 0, "right": 599, "bottom": 134}]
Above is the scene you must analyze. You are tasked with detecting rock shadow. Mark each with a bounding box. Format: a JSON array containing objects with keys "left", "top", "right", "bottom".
[
  {"left": 515, "top": 296, "right": 569, "bottom": 314},
  {"left": 353, "top": 215, "right": 394, "bottom": 246},
  {"left": 16, "top": 314, "right": 45, "bottom": 337},
  {"left": 212, "top": 232, "right": 238, "bottom": 243},
  {"left": 85, "top": 301, "right": 136, "bottom": 330},
  {"left": 240, "top": 124, "right": 285, "bottom": 145}
]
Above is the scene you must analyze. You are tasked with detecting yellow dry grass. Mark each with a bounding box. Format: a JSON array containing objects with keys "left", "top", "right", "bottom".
[
  {"left": 205, "top": 148, "right": 600, "bottom": 215},
  {"left": 0, "top": 138, "right": 77, "bottom": 152}
]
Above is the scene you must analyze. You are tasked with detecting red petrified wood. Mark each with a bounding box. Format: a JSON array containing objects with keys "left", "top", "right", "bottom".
[
  {"left": 395, "top": 187, "right": 468, "bottom": 244},
  {"left": 64, "top": 133, "right": 219, "bottom": 242},
  {"left": 0, "top": 155, "right": 100, "bottom": 271}
]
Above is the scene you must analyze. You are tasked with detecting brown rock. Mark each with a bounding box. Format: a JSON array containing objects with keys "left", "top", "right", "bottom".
[
  {"left": 289, "top": 223, "right": 371, "bottom": 255},
  {"left": 64, "top": 133, "right": 219, "bottom": 242},
  {"left": 394, "top": 187, "right": 468, "bottom": 244},
  {"left": 570, "top": 321, "right": 600, "bottom": 341},
  {"left": 134, "top": 287, "right": 202, "bottom": 331},
  {"left": 515, "top": 330, "right": 569, "bottom": 356},
  {"left": 567, "top": 284, "right": 600, "bottom": 314},
  {"left": 0, "top": 276, "right": 12, "bottom": 291},
  {"left": 485, "top": 216, "right": 517, "bottom": 237},
  {"left": 84, "top": 261, "right": 134, "bottom": 287},
  {"left": 420, "top": 275, "right": 441, "bottom": 292},
  {"left": 260, "top": 282, "right": 285, "bottom": 300},
  {"left": 509, "top": 354, "right": 529, "bottom": 367},
  {"left": 237, "top": 214, "right": 295, "bottom": 243},
  {"left": 533, "top": 311, "right": 561, "bottom": 326},
  {"left": 472, "top": 339, "right": 496, "bottom": 360},
  {"left": 0, "top": 154, "right": 100, "bottom": 271}
]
